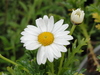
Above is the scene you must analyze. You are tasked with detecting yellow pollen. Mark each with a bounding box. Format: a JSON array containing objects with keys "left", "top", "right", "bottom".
[{"left": 38, "top": 32, "right": 54, "bottom": 46}]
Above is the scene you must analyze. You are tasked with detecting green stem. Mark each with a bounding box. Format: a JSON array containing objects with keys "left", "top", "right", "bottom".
[
  {"left": 80, "top": 24, "right": 89, "bottom": 38},
  {"left": 0, "top": 54, "right": 18, "bottom": 66},
  {"left": 48, "top": 61, "right": 54, "bottom": 74},
  {"left": 57, "top": 53, "right": 65, "bottom": 75},
  {"left": 0, "top": 54, "right": 29, "bottom": 73},
  {"left": 70, "top": 25, "right": 76, "bottom": 35},
  {"left": 51, "top": 62, "right": 54, "bottom": 74}
]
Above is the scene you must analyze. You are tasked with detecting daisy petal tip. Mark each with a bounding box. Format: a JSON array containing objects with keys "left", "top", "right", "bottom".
[
  {"left": 44, "top": 15, "right": 48, "bottom": 16},
  {"left": 27, "top": 25, "right": 34, "bottom": 28},
  {"left": 21, "top": 31, "right": 25, "bottom": 35},
  {"left": 27, "top": 25, "right": 31, "bottom": 27},
  {"left": 37, "top": 61, "right": 41, "bottom": 65},
  {"left": 64, "top": 49, "right": 67, "bottom": 52},
  {"left": 61, "top": 19, "right": 64, "bottom": 22},
  {"left": 25, "top": 47, "right": 32, "bottom": 50},
  {"left": 59, "top": 19, "right": 64, "bottom": 25},
  {"left": 66, "top": 24, "right": 69, "bottom": 26},
  {"left": 70, "top": 36, "right": 74, "bottom": 40},
  {"left": 62, "top": 49, "right": 67, "bottom": 52},
  {"left": 42, "top": 62, "right": 46, "bottom": 65},
  {"left": 43, "top": 15, "right": 48, "bottom": 18},
  {"left": 36, "top": 18, "right": 40, "bottom": 23},
  {"left": 50, "top": 16, "right": 54, "bottom": 18}
]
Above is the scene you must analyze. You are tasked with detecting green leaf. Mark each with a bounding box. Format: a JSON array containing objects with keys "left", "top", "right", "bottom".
[
  {"left": 7, "top": 67, "right": 16, "bottom": 75},
  {"left": 97, "top": 55, "right": 100, "bottom": 59},
  {"left": 47, "top": 72, "right": 56, "bottom": 75},
  {"left": 0, "top": 72, "right": 7, "bottom": 75},
  {"left": 0, "top": 36, "right": 12, "bottom": 50},
  {"left": 96, "top": 66, "right": 100, "bottom": 72},
  {"left": 8, "top": 22, "right": 19, "bottom": 28},
  {"left": 19, "top": 1, "right": 27, "bottom": 12}
]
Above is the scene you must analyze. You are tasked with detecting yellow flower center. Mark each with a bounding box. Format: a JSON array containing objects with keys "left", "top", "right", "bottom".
[{"left": 38, "top": 32, "right": 54, "bottom": 46}]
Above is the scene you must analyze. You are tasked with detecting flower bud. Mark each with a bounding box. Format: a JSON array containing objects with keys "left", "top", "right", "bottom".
[{"left": 71, "top": 8, "right": 85, "bottom": 25}]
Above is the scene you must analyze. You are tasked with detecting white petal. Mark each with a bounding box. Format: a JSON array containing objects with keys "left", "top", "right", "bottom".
[
  {"left": 21, "top": 31, "right": 29, "bottom": 36},
  {"left": 64, "top": 35, "right": 73, "bottom": 40},
  {"left": 36, "top": 18, "right": 47, "bottom": 32},
  {"left": 54, "top": 38, "right": 70, "bottom": 45},
  {"left": 45, "top": 46, "right": 54, "bottom": 62},
  {"left": 20, "top": 35, "right": 37, "bottom": 43},
  {"left": 50, "top": 43, "right": 61, "bottom": 59},
  {"left": 61, "top": 24, "right": 69, "bottom": 30},
  {"left": 54, "top": 24, "right": 69, "bottom": 33},
  {"left": 55, "top": 44, "right": 67, "bottom": 52},
  {"left": 26, "top": 25, "right": 41, "bottom": 35},
  {"left": 52, "top": 19, "right": 64, "bottom": 33},
  {"left": 41, "top": 55, "right": 47, "bottom": 64},
  {"left": 55, "top": 35, "right": 73, "bottom": 41},
  {"left": 47, "top": 16, "right": 54, "bottom": 32},
  {"left": 37, "top": 46, "right": 46, "bottom": 65},
  {"left": 54, "top": 31, "right": 70, "bottom": 37},
  {"left": 43, "top": 15, "right": 49, "bottom": 26},
  {"left": 25, "top": 41, "right": 41, "bottom": 50}
]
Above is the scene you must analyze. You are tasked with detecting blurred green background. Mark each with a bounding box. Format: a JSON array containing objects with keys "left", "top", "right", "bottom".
[{"left": 0, "top": 0, "right": 100, "bottom": 73}]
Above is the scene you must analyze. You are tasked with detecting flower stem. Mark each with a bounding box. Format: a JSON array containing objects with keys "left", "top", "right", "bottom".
[
  {"left": 51, "top": 62, "right": 54, "bottom": 74},
  {"left": 57, "top": 53, "right": 65, "bottom": 75},
  {"left": 0, "top": 54, "right": 18, "bottom": 66},
  {"left": 48, "top": 61, "right": 54, "bottom": 74},
  {"left": 70, "top": 25, "right": 76, "bottom": 35},
  {"left": 0, "top": 54, "right": 29, "bottom": 73}
]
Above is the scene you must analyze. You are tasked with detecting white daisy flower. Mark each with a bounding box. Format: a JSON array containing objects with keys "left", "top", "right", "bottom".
[
  {"left": 71, "top": 8, "right": 85, "bottom": 25},
  {"left": 20, "top": 15, "right": 73, "bottom": 65}
]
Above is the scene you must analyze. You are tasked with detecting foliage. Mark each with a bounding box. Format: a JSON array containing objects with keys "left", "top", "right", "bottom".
[{"left": 0, "top": 0, "right": 100, "bottom": 75}]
